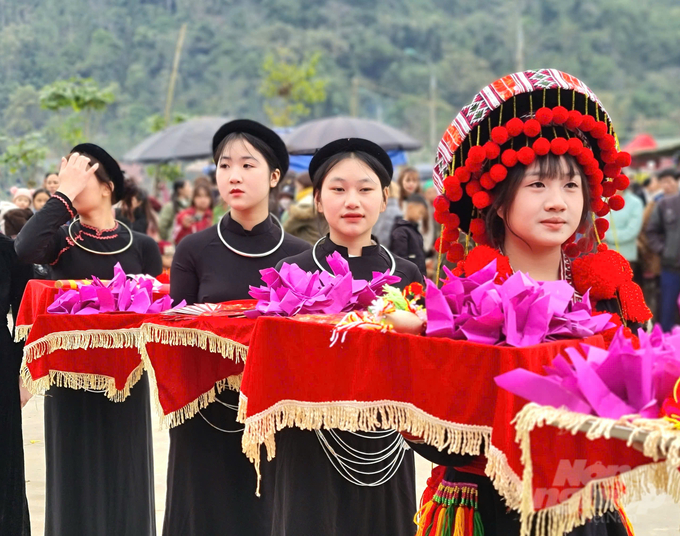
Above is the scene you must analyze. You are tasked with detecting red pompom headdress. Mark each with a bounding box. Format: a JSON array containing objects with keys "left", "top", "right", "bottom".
[{"left": 431, "top": 69, "right": 631, "bottom": 264}]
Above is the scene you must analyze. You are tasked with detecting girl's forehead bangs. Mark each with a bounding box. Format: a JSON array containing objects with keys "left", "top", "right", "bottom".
[
  {"left": 535, "top": 155, "right": 582, "bottom": 180},
  {"left": 222, "top": 137, "right": 259, "bottom": 160}
]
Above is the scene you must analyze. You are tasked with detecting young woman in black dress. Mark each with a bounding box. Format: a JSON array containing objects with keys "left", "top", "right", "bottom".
[
  {"left": 15, "top": 144, "right": 162, "bottom": 536},
  {"left": 268, "top": 138, "right": 422, "bottom": 536},
  {"left": 0, "top": 232, "right": 32, "bottom": 536},
  {"left": 162, "top": 120, "right": 310, "bottom": 536}
]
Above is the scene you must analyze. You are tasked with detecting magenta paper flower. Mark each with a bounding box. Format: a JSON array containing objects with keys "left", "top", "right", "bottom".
[
  {"left": 247, "top": 251, "right": 399, "bottom": 317},
  {"left": 425, "top": 259, "right": 614, "bottom": 346},
  {"left": 47, "top": 263, "right": 183, "bottom": 315},
  {"left": 495, "top": 325, "right": 680, "bottom": 419}
]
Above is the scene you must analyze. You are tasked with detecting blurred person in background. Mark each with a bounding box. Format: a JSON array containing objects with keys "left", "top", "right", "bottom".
[
  {"left": 159, "top": 179, "right": 193, "bottom": 240},
  {"left": 156, "top": 241, "right": 175, "bottom": 284},
  {"left": 397, "top": 166, "right": 421, "bottom": 205},
  {"left": 43, "top": 172, "right": 60, "bottom": 195},
  {"left": 0, "top": 230, "right": 33, "bottom": 536},
  {"left": 32, "top": 188, "right": 50, "bottom": 212},
  {"left": 10, "top": 188, "right": 32, "bottom": 211},
  {"left": 646, "top": 170, "right": 680, "bottom": 330},
  {"left": 642, "top": 174, "right": 663, "bottom": 204},
  {"left": 3, "top": 209, "right": 33, "bottom": 239},
  {"left": 657, "top": 168, "right": 679, "bottom": 198},
  {"left": 283, "top": 172, "right": 323, "bottom": 245},
  {"left": 277, "top": 182, "right": 295, "bottom": 220},
  {"left": 115, "top": 182, "right": 159, "bottom": 237},
  {"left": 173, "top": 181, "right": 213, "bottom": 244},
  {"left": 390, "top": 193, "right": 428, "bottom": 276},
  {"left": 604, "top": 187, "right": 643, "bottom": 279},
  {"left": 374, "top": 181, "right": 403, "bottom": 245}
]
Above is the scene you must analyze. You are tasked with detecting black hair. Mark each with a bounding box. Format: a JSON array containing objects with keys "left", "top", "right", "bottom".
[
  {"left": 33, "top": 188, "right": 49, "bottom": 200},
  {"left": 312, "top": 151, "right": 391, "bottom": 198},
  {"left": 484, "top": 152, "right": 591, "bottom": 249},
  {"left": 657, "top": 168, "right": 680, "bottom": 181},
  {"left": 406, "top": 193, "right": 428, "bottom": 208},
  {"left": 213, "top": 132, "right": 281, "bottom": 177}
]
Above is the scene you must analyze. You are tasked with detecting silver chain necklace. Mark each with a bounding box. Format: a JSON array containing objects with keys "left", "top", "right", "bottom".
[
  {"left": 311, "top": 236, "right": 396, "bottom": 275},
  {"left": 217, "top": 214, "right": 285, "bottom": 258},
  {"left": 67, "top": 217, "right": 133, "bottom": 256}
]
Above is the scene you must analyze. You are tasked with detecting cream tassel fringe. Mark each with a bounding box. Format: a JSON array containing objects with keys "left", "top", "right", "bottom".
[
  {"left": 14, "top": 324, "right": 31, "bottom": 342},
  {"left": 23, "top": 328, "right": 140, "bottom": 364},
  {"left": 20, "top": 361, "right": 145, "bottom": 402},
  {"left": 140, "top": 323, "right": 248, "bottom": 362},
  {"left": 514, "top": 403, "right": 680, "bottom": 536},
  {"left": 240, "top": 401, "right": 490, "bottom": 496}
]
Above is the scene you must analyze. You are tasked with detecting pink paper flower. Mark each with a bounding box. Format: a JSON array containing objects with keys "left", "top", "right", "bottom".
[
  {"left": 495, "top": 325, "right": 680, "bottom": 419},
  {"left": 425, "top": 259, "right": 614, "bottom": 346},
  {"left": 47, "top": 263, "right": 183, "bottom": 315},
  {"left": 247, "top": 251, "right": 400, "bottom": 317}
]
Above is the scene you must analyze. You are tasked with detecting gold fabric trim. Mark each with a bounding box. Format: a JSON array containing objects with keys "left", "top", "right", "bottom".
[
  {"left": 22, "top": 328, "right": 140, "bottom": 364},
  {"left": 14, "top": 324, "right": 31, "bottom": 342}
]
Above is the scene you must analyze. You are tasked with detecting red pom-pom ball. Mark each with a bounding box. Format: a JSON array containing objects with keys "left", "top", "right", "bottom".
[
  {"left": 491, "top": 126, "right": 509, "bottom": 145},
  {"left": 596, "top": 204, "right": 611, "bottom": 217},
  {"left": 603, "top": 163, "right": 622, "bottom": 179},
  {"left": 602, "top": 181, "right": 617, "bottom": 198},
  {"left": 613, "top": 174, "right": 630, "bottom": 190},
  {"left": 469, "top": 218, "right": 486, "bottom": 236},
  {"left": 489, "top": 164, "right": 508, "bottom": 182},
  {"left": 454, "top": 166, "right": 471, "bottom": 183},
  {"left": 598, "top": 134, "right": 616, "bottom": 151},
  {"left": 616, "top": 152, "right": 632, "bottom": 167},
  {"left": 601, "top": 150, "right": 618, "bottom": 164},
  {"left": 552, "top": 106, "right": 569, "bottom": 124},
  {"left": 572, "top": 249, "right": 633, "bottom": 300},
  {"left": 467, "top": 145, "right": 486, "bottom": 164},
  {"left": 565, "top": 243, "right": 581, "bottom": 258},
  {"left": 446, "top": 243, "right": 465, "bottom": 263},
  {"left": 567, "top": 137, "right": 584, "bottom": 156},
  {"left": 433, "top": 195, "right": 450, "bottom": 213},
  {"left": 523, "top": 119, "right": 542, "bottom": 138},
  {"left": 445, "top": 213, "right": 460, "bottom": 230},
  {"left": 466, "top": 180, "right": 482, "bottom": 197},
  {"left": 590, "top": 183, "right": 604, "bottom": 199},
  {"left": 517, "top": 146, "right": 535, "bottom": 166},
  {"left": 591, "top": 197, "right": 605, "bottom": 212},
  {"left": 533, "top": 137, "right": 551, "bottom": 156},
  {"left": 472, "top": 191, "right": 492, "bottom": 209},
  {"left": 446, "top": 185, "right": 463, "bottom": 202},
  {"left": 608, "top": 194, "right": 625, "bottom": 211},
  {"left": 484, "top": 141, "right": 501, "bottom": 160},
  {"left": 443, "top": 175, "right": 460, "bottom": 191},
  {"left": 565, "top": 110, "right": 583, "bottom": 130},
  {"left": 443, "top": 227, "right": 460, "bottom": 241},
  {"left": 535, "top": 107, "right": 553, "bottom": 125},
  {"left": 506, "top": 118, "right": 525, "bottom": 137},
  {"left": 591, "top": 121, "right": 608, "bottom": 139},
  {"left": 550, "top": 137, "right": 569, "bottom": 155},
  {"left": 501, "top": 149, "right": 518, "bottom": 167},
  {"left": 480, "top": 172, "right": 495, "bottom": 190},
  {"left": 579, "top": 115, "right": 596, "bottom": 132},
  {"left": 595, "top": 217, "right": 609, "bottom": 237},
  {"left": 434, "top": 237, "right": 451, "bottom": 253}
]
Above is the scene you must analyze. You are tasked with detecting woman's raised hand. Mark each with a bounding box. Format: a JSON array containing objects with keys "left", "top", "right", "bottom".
[{"left": 55, "top": 152, "right": 100, "bottom": 201}]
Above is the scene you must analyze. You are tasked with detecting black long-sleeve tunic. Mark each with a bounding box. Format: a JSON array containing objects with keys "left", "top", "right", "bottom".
[
  {"left": 162, "top": 214, "right": 310, "bottom": 536},
  {"left": 267, "top": 235, "right": 423, "bottom": 536},
  {"left": 0, "top": 234, "right": 32, "bottom": 536},
  {"left": 14, "top": 192, "right": 162, "bottom": 536}
]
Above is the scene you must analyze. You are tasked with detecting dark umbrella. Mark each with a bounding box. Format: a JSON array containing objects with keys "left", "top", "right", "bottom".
[
  {"left": 283, "top": 116, "right": 423, "bottom": 154},
  {"left": 123, "top": 116, "right": 232, "bottom": 163}
]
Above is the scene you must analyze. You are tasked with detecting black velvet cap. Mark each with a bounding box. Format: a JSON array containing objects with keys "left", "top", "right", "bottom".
[
  {"left": 71, "top": 143, "right": 124, "bottom": 203},
  {"left": 308, "top": 138, "right": 393, "bottom": 189},
  {"left": 211, "top": 119, "right": 289, "bottom": 177}
]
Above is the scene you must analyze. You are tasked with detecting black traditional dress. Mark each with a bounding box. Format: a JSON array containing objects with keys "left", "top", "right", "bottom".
[
  {"left": 0, "top": 234, "right": 32, "bottom": 536},
  {"left": 268, "top": 235, "right": 423, "bottom": 536},
  {"left": 163, "top": 214, "right": 310, "bottom": 536},
  {"left": 14, "top": 192, "right": 162, "bottom": 536}
]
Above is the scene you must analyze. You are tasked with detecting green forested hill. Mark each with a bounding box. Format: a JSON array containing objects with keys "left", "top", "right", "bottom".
[{"left": 1, "top": 0, "right": 679, "bottom": 159}]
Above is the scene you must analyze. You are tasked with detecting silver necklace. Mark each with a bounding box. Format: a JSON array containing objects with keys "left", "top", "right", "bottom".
[
  {"left": 67, "top": 217, "right": 133, "bottom": 256},
  {"left": 217, "top": 214, "right": 285, "bottom": 258},
  {"left": 311, "top": 236, "right": 396, "bottom": 275}
]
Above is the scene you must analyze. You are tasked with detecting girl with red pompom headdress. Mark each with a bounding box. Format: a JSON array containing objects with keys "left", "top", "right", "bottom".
[{"left": 409, "top": 69, "right": 651, "bottom": 536}]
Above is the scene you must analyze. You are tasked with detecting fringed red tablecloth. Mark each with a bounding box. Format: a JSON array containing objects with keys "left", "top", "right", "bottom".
[
  {"left": 238, "top": 315, "right": 680, "bottom": 535},
  {"left": 138, "top": 302, "right": 256, "bottom": 428}
]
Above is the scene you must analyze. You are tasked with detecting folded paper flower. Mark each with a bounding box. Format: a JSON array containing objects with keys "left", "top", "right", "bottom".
[
  {"left": 425, "top": 259, "right": 614, "bottom": 346},
  {"left": 495, "top": 325, "right": 680, "bottom": 419},
  {"left": 247, "top": 251, "right": 400, "bottom": 317},
  {"left": 47, "top": 263, "right": 183, "bottom": 315}
]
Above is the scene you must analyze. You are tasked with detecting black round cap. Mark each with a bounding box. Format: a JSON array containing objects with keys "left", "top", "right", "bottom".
[
  {"left": 211, "top": 119, "right": 289, "bottom": 177},
  {"left": 308, "top": 138, "right": 393, "bottom": 189},
  {"left": 71, "top": 143, "right": 124, "bottom": 203}
]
